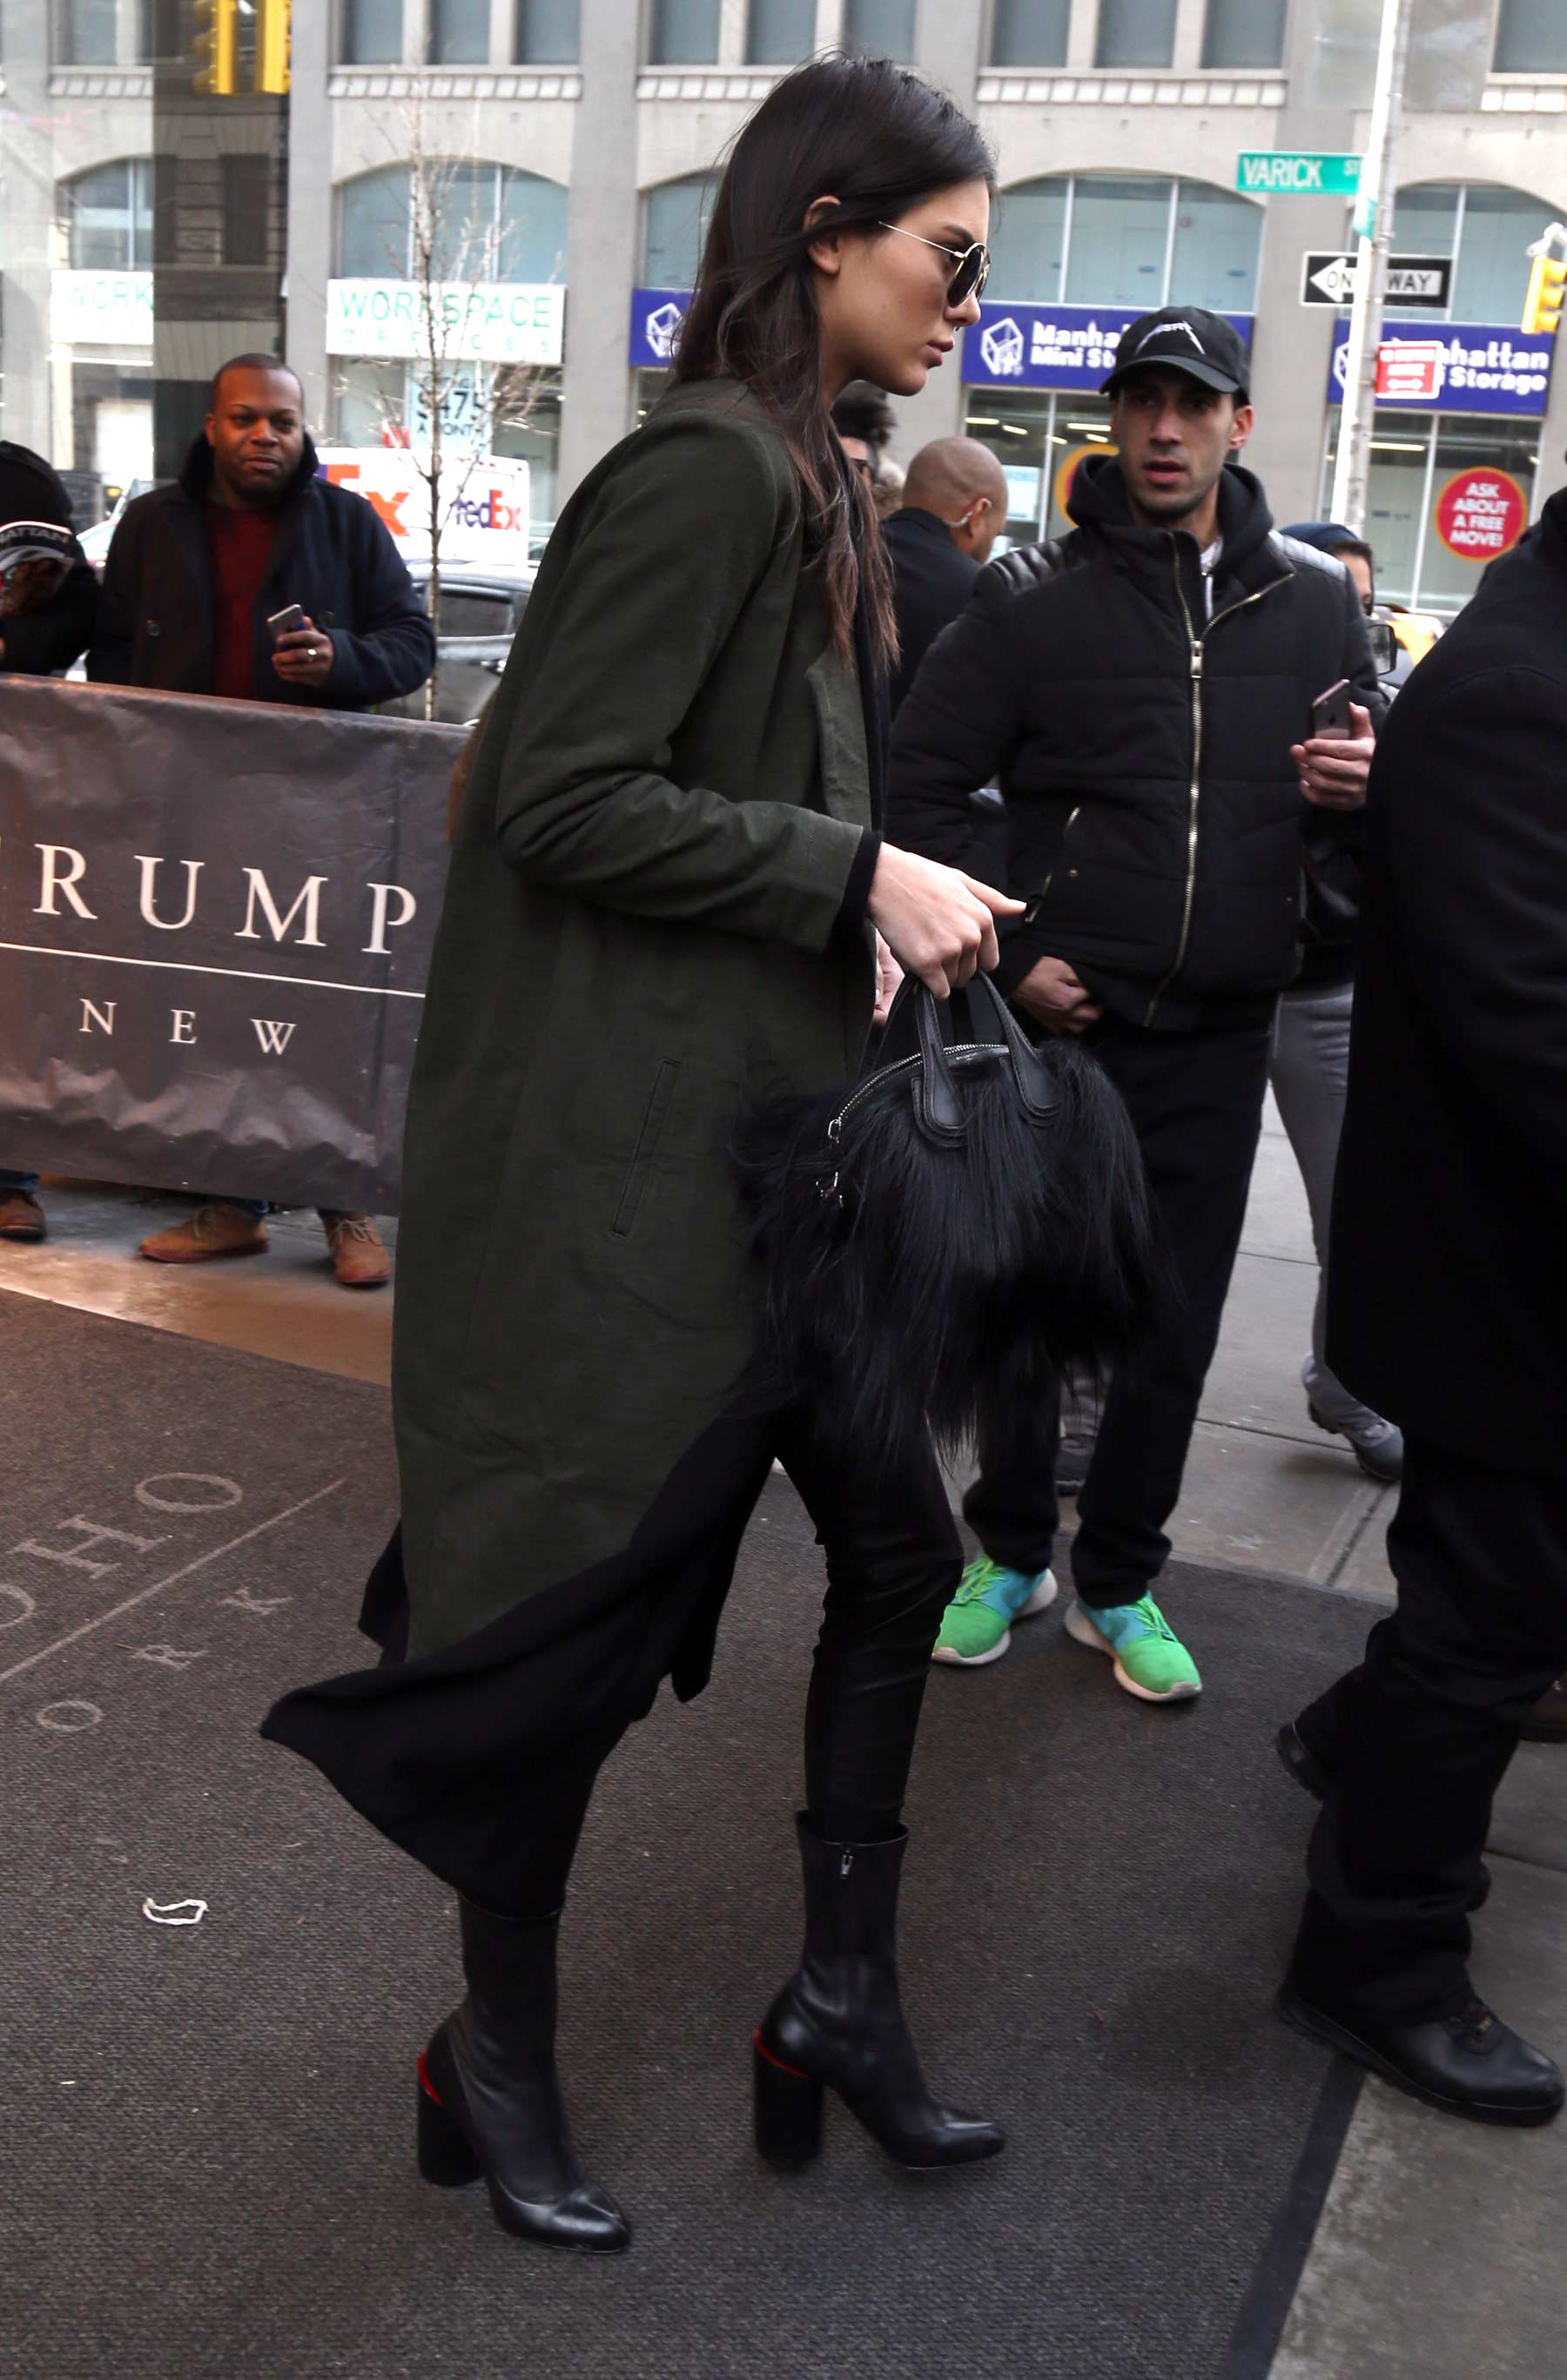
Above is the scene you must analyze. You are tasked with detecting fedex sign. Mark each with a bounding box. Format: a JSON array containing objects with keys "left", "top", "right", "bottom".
[{"left": 316, "top": 448, "right": 532, "bottom": 572}]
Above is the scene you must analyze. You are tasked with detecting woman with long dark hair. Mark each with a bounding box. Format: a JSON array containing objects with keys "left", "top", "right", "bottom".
[{"left": 264, "top": 55, "right": 1010, "bottom": 2253}]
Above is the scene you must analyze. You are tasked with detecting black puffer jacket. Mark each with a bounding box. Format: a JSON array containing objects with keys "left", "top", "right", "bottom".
[
  {"left": 88, "top": 432, "right": 434, "bottom": 711},
  {"left": 888, "top": 457, "right": 1382, "bottom": 1031}
]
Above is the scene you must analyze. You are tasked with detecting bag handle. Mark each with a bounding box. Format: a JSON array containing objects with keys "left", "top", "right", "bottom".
[
  {"left": 962, "top": 972, "right": 1063, "bottom": 1122},
  {"left": 883, "top": 972, "right": 1063, "bottom": 1140}
]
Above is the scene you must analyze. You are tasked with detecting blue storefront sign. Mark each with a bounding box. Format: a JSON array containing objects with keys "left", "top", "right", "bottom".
[
  {"left": 1327, "top": 319, "right": 1556, "bottom": 416},
  {"left": 629, "top": 286, "right": 689, "bottom": 369},
  {"left": 963, "top": 302, "right": 1253, "bottom": 391}
]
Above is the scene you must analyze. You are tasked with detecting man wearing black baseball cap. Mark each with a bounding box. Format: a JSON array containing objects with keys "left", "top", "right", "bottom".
[{"left": 891, "top": 305, "right": 1384, "bottom": 1701}]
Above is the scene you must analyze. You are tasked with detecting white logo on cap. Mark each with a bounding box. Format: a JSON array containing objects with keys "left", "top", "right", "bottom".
[{"left": 1136, "top": 319, "right": 1205, "bottom": 355}]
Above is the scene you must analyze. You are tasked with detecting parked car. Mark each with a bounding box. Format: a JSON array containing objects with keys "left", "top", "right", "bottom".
[{"left": 381, "top": 569, "right": 535, "bottom": 724}]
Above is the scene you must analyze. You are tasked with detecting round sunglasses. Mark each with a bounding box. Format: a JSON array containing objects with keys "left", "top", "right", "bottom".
[{"left": 878, "top": 221, "right": 991, "bottom": 309}]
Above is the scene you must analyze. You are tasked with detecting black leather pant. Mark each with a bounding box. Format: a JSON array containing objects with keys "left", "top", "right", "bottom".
[
  {"left": 512, "top": 1417, "right": 964, "bottom": 1914},
  {"left": 1290, "top": 1438, "right": 1567, "bottom": 2021},
  {"left": 965, "top": 1013, "right": 1272, "bottom": 1606}
]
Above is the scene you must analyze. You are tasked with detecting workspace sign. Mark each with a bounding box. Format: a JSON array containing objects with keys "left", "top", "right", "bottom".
[{"left": 965, "top": 303, "right": 1253, "bottom": 392}]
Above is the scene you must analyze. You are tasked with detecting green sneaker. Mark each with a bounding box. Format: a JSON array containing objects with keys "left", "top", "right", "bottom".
[
  {"left": 932, "top": 1556, "right": 1058, "bottom": 1668},
  {"left": 1064, "top": 1594, "right": 1200, "bottom": 1702}
]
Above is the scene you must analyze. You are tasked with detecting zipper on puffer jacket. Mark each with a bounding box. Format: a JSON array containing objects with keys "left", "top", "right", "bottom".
[{"left": 1143, "top": 556, "right": 1289, "bottom": 1027}]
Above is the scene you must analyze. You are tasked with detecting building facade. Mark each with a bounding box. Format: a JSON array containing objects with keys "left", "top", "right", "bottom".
[{"left": 3, "top": 0, "right": 1566, "bottom": 609}]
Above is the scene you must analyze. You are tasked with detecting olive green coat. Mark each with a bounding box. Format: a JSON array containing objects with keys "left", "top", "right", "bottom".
[{"left": 393, "top": 379, "right": 877, "bottom": 1658}]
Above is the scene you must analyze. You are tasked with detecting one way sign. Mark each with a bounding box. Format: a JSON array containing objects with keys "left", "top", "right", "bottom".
[{"left": 1301, "top": 252, "right": 1452, "bottom": 308}]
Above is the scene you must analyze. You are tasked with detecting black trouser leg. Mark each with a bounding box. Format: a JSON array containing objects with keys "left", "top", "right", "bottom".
[
  {"left": 961, "top": 1373, "right": 1064, "bottom": 1577},
  {"left": 778, "top": 1415, "right": 963, "bottom": 1839},
  {"left": 1289, "top": 1439, "right": 1567, "bottom": 2023},
  {"left": 965, "top": 1015, "right": 1272, "bottom": 1604}
]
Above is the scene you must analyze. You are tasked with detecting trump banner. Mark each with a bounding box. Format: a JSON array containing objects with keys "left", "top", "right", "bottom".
[{"left": 0, "top": 680, "right": 463, "bottom": 1214}]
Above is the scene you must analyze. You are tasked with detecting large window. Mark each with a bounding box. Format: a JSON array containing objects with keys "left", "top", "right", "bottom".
[
  {"left": 1387, "top": 183, "right": 1552, "bottom": 322},
  {"left": 429, "top": 0, "right": 488, "bottom": 62},
  {"left": 338, "top": 164, "right": 568, "bottom": 283},
  {"left": 746, "top": 0, "right": 817, "bottom": 64},
  {"left": 642, "top": 173, "right": 717, "bottom": 290},
  {"left": 844, "top": 0, "right": 917, "bottom": 57},
  {"left": 1320, "top": 410, "right": 1538, "bottom": 614},
  {"left": 1495, "top": 0, "right": 1567, "bottom": 71},
  {"left": 1202, "top": 0, "right": 1288, "bottom": 70},
  {"left": 63, "top": 159, "right": 154, "bottom": 271},
  {"left": 990, "top": 0, "right": 1070, "bottom": 66},
  {"left": 1095, "top": 0, "right": 1177, "bottom": 69},
  {"left": 649, "top": 0, "right": 721, "bottom": 60},
  {"left": 343, "top": 0, "right": 403, "bottom": 62},
  {"left": 516, "top": 0, "right": 581, "bottom": 60},
  {"left": 63, "top": 0, "right": 117, "bottom": 63},
  {"left": 989, "top": 174, "right": 1262, "bottom": 313}
]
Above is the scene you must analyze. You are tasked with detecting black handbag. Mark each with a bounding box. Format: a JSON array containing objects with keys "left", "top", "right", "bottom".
[{"left": 736, "top": 971, "right": 1160, "bottom": 1468}]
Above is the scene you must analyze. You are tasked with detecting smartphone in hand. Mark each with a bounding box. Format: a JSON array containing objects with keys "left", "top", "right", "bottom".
[
  {"left": 1310, "top": 678, "right": 1353, "bottom": 738},
  {"left": 266, "top": 602, "right": 305, "bottom": 648}
]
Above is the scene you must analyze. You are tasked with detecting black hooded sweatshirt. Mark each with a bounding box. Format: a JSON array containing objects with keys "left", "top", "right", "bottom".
[
  {"left": 87, "top": 431, "right": 434, "bottom": 711},
  {"left": 887, "top": 455, "right": 1383, "bottom": 1031},
  {"left": 0, "top": 442, "right": 98, "bottom": 677}
]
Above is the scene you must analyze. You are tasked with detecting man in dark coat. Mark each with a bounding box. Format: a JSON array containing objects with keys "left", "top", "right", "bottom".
[
  {"left": 889, "top": 306, "right": 1382, "bottom": 1696},
  {"left": 88, "top": 356, "right": 434, "bottom": 710},
  {"left": 0, "top": 442, "right": 101, "bottom": 1241},
  {"left": 883, "top": 435, "right": 1009, "bottom": 715},
  {"left": 1274, "top": 490, "right": 1567, "bottom": 2128},
  {"left": 86, "top": 354, "right": 435, "bottom": 1284}
]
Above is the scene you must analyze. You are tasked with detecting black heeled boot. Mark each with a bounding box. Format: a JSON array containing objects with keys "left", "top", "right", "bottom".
[
  {"left": 753, "top": 1816, "right": 1004, "bottom": 2171},
  {"left": 417, "top": 1899, "right": 631, "bottom": 2252}
]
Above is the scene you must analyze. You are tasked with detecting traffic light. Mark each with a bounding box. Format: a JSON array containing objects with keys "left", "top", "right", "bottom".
[
  {"left": 192, "top": 0, "right": 238, "bottom": 96},
  {"left": 1522, "top": 249, "right": 1567, "bottom": 337},
  {"left": 255, "top": 0, "right": 292, "bottom": 94}
]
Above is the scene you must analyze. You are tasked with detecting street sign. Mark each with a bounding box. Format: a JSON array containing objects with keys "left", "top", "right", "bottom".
[
  {"left": 1301, "top": 252, "right": 1452, "bottom": 309},
  {"left": 1375, "top": 340, "right": 1445, "bottom": 401},
  {"left": 1237, "top": 151, "right": 1362, "bottom": 197}
]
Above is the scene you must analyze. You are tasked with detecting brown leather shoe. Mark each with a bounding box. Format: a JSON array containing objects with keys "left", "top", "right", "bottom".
[
  {"left": 139, "top": 1203, "right": 269, "bottom": 1264},
  {"left": 0, "top": 1191, "right": 45, "bottom": 1240},
  {"left": 321, "top": 1210, "right": 390, "bottom": 1288},
  {"left": 1520, "top": 1677, "right": 1567, "bottom": 1744}
]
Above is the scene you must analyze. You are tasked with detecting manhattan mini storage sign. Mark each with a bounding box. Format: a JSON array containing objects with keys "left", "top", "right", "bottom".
[
  {"left": 1328, "top": 320, "right": 1556, "bottom": 416},
  {"left": 964, "top": 303, "right": 1253, "bottom": 392}
]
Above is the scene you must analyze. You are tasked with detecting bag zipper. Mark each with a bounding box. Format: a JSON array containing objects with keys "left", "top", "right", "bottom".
[
  {"left": 1142, "top": 557, "right": 1288, "bottom": 1027},
  {"left": 827, "top": 1043, "right": 1008, "bottom": 1141}
]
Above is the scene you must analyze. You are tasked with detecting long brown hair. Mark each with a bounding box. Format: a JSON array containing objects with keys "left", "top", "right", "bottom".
[{"left": 673, "top": 55, "right": 994, "bottom": 669}]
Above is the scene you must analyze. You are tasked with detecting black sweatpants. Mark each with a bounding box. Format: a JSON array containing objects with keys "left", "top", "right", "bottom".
[
  {"left": 1289, "top": 1439, "right": 1567, "bottom": 2022},
  {"left": 963, "top": 1012, "right": 1274, "bottom": 1609},
  {"left": 510, "top": 1415, "right": 964, "bottom": 1915}
]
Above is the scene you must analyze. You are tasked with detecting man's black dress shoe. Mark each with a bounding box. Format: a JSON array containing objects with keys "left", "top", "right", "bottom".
[
  {"left": 1279, "top": 1986, "right": 1564, "bottom": 2127},
  {"left": 1274, "top": 1721, "right": 1492, "bottom": 1912}
]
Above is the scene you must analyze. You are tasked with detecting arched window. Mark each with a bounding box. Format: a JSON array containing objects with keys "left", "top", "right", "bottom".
[
  {"left": 336, "top": 163, "right": 568, "bottom": 283},
  {"left": 641, "top": 173, "right": 717, "bottom": 290},
  {"left": 1389, "top": 183, "right": 1553, "bottom": 322},
  {"left": 990, "top": 173, "right": 1263, "bottom": 313},
  {"left": 61, "top": 159, "right": 154, "bottom": 271}
]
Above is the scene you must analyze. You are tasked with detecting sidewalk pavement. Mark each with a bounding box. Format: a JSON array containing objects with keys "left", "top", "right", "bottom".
[
  {"left": 0, "top": 1102, "right": 1561, "bottom": 2380},
  {"left": 0, "top": 1094, "right": 1394, "bottom": 1591}
]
